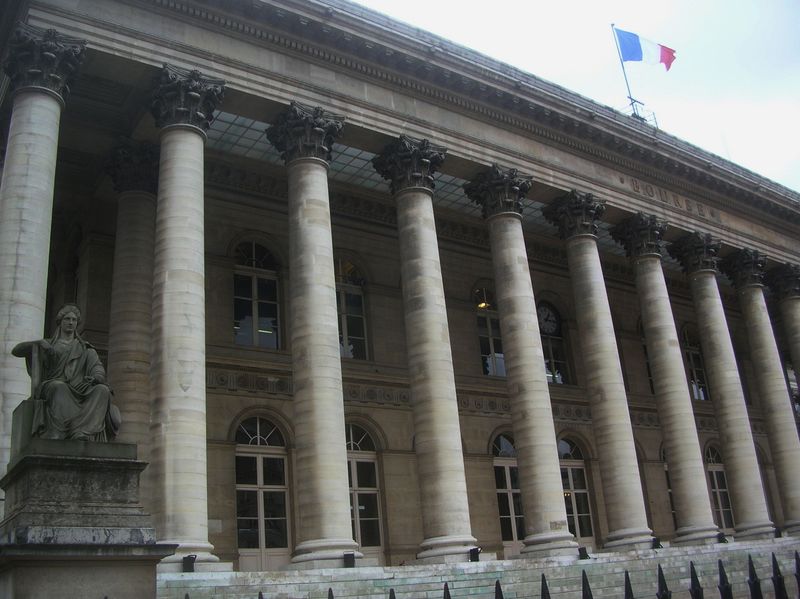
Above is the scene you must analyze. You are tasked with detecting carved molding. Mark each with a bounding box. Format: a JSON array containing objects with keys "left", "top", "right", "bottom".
[
  {"left": 720, "top": 248, "right": 766, "bottom": 290},
  {"left": 463, "top": 164, "right": 532, "bottom": 219},
  {"left": 668, "top": 232, "right": 720, "bottom": 275},
  {"left": 207, "top": 368, "right": 293, "bottom": 395},
  {"left": 610, "top": 212, "right": 667, "bottom": 259},
  {"left": 266, "top": 101, "right": 344, "bottom": 163},
  {"left": 3, "top": 23, "right": 86, "bottom": 101},
  {"left": 106, "top": 139, "right": 159, "bottom": 195},
  {"left": 150, "top": 63, "right": 225, "bottom": 131},
  {"left": 765, "top": 263, "right": 800, "bottom": 301},
  {"left": 205, "top": 160, "right": 288, "bottom": 198},
  {"left": 372, "top": 135, "right": 447, "bottom": 195},
  {"left": 542, "top": 189, "right": 606, "bottom": 239}
]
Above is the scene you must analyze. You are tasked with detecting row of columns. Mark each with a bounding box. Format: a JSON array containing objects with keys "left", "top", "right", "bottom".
[{"left": 0, "top": 24, "right": 799, "bottom": 569}]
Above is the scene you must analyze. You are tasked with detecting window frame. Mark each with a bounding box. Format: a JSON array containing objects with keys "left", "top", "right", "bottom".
[
  {"left": 681, "top": 324, "right": 710, "bottom": 401},
  {"left": 335, "top": 258, "right": 369, "bottom": 360},
  {"left": 233, "top": 241, "right": 281, "bottom": 350},
  {"left": 538, "top": 302, "right": 572, "bottom": 385}
]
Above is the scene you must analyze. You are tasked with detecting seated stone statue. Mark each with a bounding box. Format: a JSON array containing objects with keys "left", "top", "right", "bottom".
[{"left": 12, "top": 304, "right": 120, "bottom": 441}]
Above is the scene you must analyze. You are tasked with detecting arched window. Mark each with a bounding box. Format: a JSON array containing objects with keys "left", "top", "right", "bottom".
[
  {"left": 705, "top": 445, "right": 734, "bottom": 532},
  {"left": 538, "top": 302, "right": 571, "bottom": 384},
  {"left": 475, "top": 286, "right": 505, "bottom": 376},
  {"left": 492, "top": 433, "right": 524, "bottom": 547},
  {"left": 682, "top": 324, "right": 709, "bottom": 401},
  {"left": 558, "top": 437, "right": 594, "bottom": 546},
  {"left": 234, "top": 241, "right": 280, "bottom": 348},
  {"left": 234, "top": 416, "right": 290, "bottom": 571},
  {"left": 345, "top": 423, "right": 383, "bottom": 560},
  {"left": 336, "top": 258, "right": 368, "bottom": 360}
]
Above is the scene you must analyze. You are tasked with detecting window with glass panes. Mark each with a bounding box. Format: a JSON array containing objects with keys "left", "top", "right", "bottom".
[
  {"left": 492, "top": 433, "right": 524, "bottom": 542},
  {"left": 345, "top": 423, "right": 381, "bottom": 548},
  {"left": 335, "top": 258, "right": 367, "bottom": 360},
  {"left": 235, "top": 417, "right": 289, "bottom": 551},
  {"left": 233, "top": 241, "right": 280, "bottom": 348},
  {"left": 538, "top": 302, "right": 571, "bottom": 384},
  {"left": 660, "top": 447, "right": 677, "bottom": 530},
  {"left": 682, "top": 325, "right": 709, "bottom": 401},
  {"left": 475, "top": 287, "right": 505, "bottom": 376},
  {"left": 558, "top": 438, "right": 594, "bottom": 542},
  {"left": 705, "top": 446, "right": 734, "bottom": 531}
]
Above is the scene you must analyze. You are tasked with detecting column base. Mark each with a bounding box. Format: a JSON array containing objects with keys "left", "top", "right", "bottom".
[
  {"left": 780, "top": 519, "right": 800, "bottom": 537},
  {"left": 290, "top": 538, "right": 363, "bottom": 568},
  {"left": 670, "top": 524, "right": 722, "bottom": 546},
  {"left": 733, "top": 521, "right": 776, "bottom": 541},
  {"left": 602, "top": 527, "right": 655, "bottom": 552},
  {"left": 157, "top": 542, "right": 232, "bottom": 572},
  {"left": 519, "top": 531, "right": 578, "bottom": 557},
  {"left": 415, "top": 534, "right": 478, "bottom": 562}
]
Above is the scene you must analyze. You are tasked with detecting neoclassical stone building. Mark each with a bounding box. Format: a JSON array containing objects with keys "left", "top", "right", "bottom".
[{"left": 1, "top": 0, "right": 798, "bottom": 575}]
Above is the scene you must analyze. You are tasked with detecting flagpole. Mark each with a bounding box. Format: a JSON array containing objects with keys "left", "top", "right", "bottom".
[{"left": 611, "top": 23, "right": 640, "bottom": 118}]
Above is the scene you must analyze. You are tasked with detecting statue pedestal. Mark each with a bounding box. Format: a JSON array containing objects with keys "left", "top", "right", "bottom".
[{"left": 0, "top": 428, "right": 175, "bottom": 598}]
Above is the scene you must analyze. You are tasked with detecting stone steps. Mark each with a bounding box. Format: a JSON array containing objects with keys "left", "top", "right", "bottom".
[{"left": 158, "top": 538, "right": 800, "bottom": 599}]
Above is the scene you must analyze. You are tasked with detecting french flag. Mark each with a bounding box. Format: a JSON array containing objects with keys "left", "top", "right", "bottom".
[{"left": 614, "top": 27, "right": 676, "bottom": 71}]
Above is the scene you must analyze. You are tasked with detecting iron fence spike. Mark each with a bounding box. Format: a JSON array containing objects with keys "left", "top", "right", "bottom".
[
  {"left": 747, "top": 555, "right": 763, "bottom": 599},
  {"left": 689, "top": 561, "right": 704, "bottom": 599},
  {"left": 541, "top": 573, "right": 552, "bottom": 599},
  {"left": 582, "top": 570, "right": 594, "bottom": 599},
  {"left": 443, "top": 582, "right": 451, "bottom": 599},
  {"left": 623, "top": 570, "right": 634, "bottom": 599},
  {"left": 656, "top": 564, "right": 672, "bottom": 599},
  {"left": 717, "top": 560, "right": 733, "bottom": 599},
  {"left": 495, "top": 579, "right": 504, "bottom": 599},
  {"left": 328, "top": 587, "right": 334, "bottom": 599},
  {"left": 770, "top": 553, "right": 788, "bottom": 599},
  {"left": 389, "top": 589, "right": 397, "bottom": 599}
]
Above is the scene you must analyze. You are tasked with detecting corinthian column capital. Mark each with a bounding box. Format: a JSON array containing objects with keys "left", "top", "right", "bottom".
[
  {"left": 105, "top": 140, "right": 160, "bottom": 195},
  {"left": 150, "top": 64, "right": 225, "bottom": 132},
  {"left": 542, "top": 189, "right": 605, "bottom": 239},
  {"left": 668, "top": 232, "right": 721, "bottom": 274},
  {"left": 3, "top": 23, "right": 86, "bottom": 102},
  {"left": 463, "top": 163, "right": 532, "bottom": 219},
  {"left": 610, "top": 212, "right": 667, "bottom": 258},
  {"left": 266, "top": 101, "right": 344, "bottom": 164},
  {"left": 720, "top": 248, "right": 767, "bottom": 289},
  {"left": 372, "top": 135, "right": 446, "bottom": 195},
  {"left": 765, "top": 263, "right": 800, "bottom": 301}
]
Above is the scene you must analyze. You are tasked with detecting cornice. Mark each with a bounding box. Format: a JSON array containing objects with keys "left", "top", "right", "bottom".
[{"left": 134, "top": 0, "right": 800, "bottom": 225}]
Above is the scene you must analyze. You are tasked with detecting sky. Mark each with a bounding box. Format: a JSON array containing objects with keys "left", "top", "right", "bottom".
[{"left": 349, "top": 0, "right": 800, "bottom": 193}]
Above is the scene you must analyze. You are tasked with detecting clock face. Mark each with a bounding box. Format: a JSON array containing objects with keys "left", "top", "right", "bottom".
[{"left": 538, "top": 304, "right": 559, "bottom": 335}]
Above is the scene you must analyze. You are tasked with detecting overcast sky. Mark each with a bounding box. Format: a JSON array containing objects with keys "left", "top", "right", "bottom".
[{"left": 350, "top": 0, "right": 800, "bottom": 193}]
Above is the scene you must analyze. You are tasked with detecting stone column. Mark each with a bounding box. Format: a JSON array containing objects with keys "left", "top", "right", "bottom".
[
  {"left": 105, "top": 141, "right": 158, "bottom": 463},
  {"left": 722, "top": 250, "right": 800, "bottom": 535},
  {"left": 373, "top": 136, "right": 477, "bottom": 561},
  {"left": 149, "top": 64, "right": 225, "bottom": 566},
  {"left": 767, "top": 263, "right": 800, "bottom": 416},
  {"left": 266, "top": 102, "right": 360, "bottom": 567},
  {"left": 0, "top": 24, "right": 85, "bottom": 479},
  {"left": 543, "top": 191, "right": 653, "bottom": 551},
  {"left": 669, "top": 233, "right": 774, "bottom": 539},
  {"left": 611, "top": 214, "right": 719, "bottom": 545},
  {"left": 464, "top": 165, "right": 576, "bottom": 556}
]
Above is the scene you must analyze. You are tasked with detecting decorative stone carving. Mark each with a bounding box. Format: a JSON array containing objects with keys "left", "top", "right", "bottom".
[
  {"left": 610, "top": 212, "right": 667, "bottom": 258},
  {"left": 150, "top": 63, "right": 225, "bottom": 131},
  {"left": 541, "top": 189, "right": 605, "bottom": 239},
  {"left": 266, "top": 101, "right": 344, "bottom": 163},
  {"left": 2, "top": 23, "right": 86, "bottom": 100},
  {"left": 463, "top": 163, "right": 532, "bottom": 218},
  {"left": 765, "top": 263, "right": 800, "bottom": 301},
  {"left": 720, "top": 248, "right": 767, "bottom": 289},
  {"left": 668, "top": 232, "right": 721, "bottom": 274},
  {"left": 372, "top": 135, "right": 446, "bottom": 195},
  {"left": 105, "top": 140, "right": 160, "bottom": 195}
]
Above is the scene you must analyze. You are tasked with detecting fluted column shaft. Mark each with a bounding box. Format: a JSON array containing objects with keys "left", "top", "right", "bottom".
[
  {"left": 724, "top": 251, "right": 800, "bottom": 535},
  {"left": 634, "top": 256, "right": 719, "bottom": 543},
  {"left": 0, "top": 90, "right": 62, "bottom": 473},
  {"left": 107, "top": 190, "right": 156, "bottom": 452},
  {"left": 374, "top": 136, "right": 476, "bottom": 561},
  {"left": 687, "top": 270, "right": 774, "bottom": 538},
  {"left": 544, "top": 191, "right": 652, "bottom": 550},
  {"left": 266, "top": 102, "right": 358, "bottom": 565},
  {"left": 488, "top": 213, "right": 576, "bottom": 553},
  {"left": 286, "top": 156, "right": 358, "bottom": 562},
  {"left": 0, "top": 25, "right": 85, "bottom": 481},
  {"left": 149, "top": 65, "right": 225, "bottom": 565},
  {"left": 567, "top": 235, "right": 652, "bottom": 548},
  {"left": 396, "top": 186, "right": 475, "bottom": 558}
]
